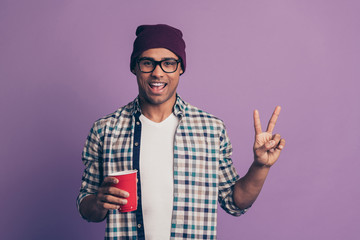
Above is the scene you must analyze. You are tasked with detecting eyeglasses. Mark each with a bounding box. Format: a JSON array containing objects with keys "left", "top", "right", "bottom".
[{"left": 137, "top": 58, "right": 181, "bottom": 73}]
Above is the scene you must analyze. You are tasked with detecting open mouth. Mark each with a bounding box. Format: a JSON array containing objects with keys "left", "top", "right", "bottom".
[{"left": 149, "top": 82, "right": 167, "bottom": 90}]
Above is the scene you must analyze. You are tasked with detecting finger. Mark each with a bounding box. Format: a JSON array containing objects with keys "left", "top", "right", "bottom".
[
  {"left": 102, "top": 194, "right": 128, "bottom": 205},
  {"left": 101, "top": 177, "right": 119, "bottom": 186},
  {"left": 97, "top": 192, "right": 128, "bottom": 206},
  {"left": 276, "top": 138, "right": 286, "bottom": 151},
  {"left": 97, "top": 196, "right": 127, "bottom": 210},
  {"left": 101, "top": 202, "right": 121, "bottom": 210},
  {"left": 266, "top": 106, "right": 281, "bottom": 133},
  {"left": 272, "top": 134, "right": 281, "bottom": 146},
  {"left": 272, "top": 138, "right": 285, "bottom": 156},
  {"left": 267, "top": 134, "right": 281, "bottom": 153},
  {"left": 109, "top": 187, "right": 130, "bottom": 198},
  {"left": 254, "top": 139, "right": 275, "bottom": 156},
  {"left": 101, "top": 186, "right": 130, "bottom": 198},
  {"left": 253, "top": 109, "right": 262, "bottom": 135}
]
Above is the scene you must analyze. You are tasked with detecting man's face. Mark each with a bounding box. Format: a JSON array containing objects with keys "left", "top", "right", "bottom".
[{"left": 133, "top": 48, "right": 183, "bottom": 107}]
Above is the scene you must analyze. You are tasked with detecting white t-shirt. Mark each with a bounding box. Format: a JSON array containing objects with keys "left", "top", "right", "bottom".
[{"left": 139, "top": 113, "right": 179, "bottom": 239}]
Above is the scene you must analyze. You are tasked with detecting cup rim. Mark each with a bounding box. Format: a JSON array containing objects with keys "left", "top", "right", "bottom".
[{"left": 108, "top": 169, "right": 138, "bottom": 176}]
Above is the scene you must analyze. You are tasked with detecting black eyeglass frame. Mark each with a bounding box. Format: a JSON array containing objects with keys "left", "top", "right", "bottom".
[{"left": 136, "top": 58, "right": 182, "bottom": 73}]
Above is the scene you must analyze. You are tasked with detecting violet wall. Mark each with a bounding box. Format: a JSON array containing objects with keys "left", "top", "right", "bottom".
[{"left": 1, "top": 0, "right": 359, "bottom": 239}]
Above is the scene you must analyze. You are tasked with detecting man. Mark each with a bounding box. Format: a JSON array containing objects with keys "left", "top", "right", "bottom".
[{"left": 77, "top": 24, "right": 285, "bottom": 239}]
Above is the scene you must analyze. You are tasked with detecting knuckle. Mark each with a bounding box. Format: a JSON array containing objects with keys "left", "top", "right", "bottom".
[
  {"left": 96, "top": 191, "right": 103, "bottom": 197},
  {"left": 103, "top": 194, "right": 115, "bottom": 204},
  {"left": 98, "top": 186, "right": 108, "bottom": 194},
  {"left": 97, "top": 201, "right": 107, "bottom": 210}
]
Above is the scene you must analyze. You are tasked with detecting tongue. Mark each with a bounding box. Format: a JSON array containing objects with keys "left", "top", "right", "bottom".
[
  {"left": 150, "top": 84, "right": 165, "bottom": 93},
  {"left": 152, "top": 85, "right": 163, "bottom": 90}
]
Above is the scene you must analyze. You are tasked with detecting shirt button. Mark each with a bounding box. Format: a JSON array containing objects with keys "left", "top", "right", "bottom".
[
  {"left": 134, "top": 142, "right": 139, "bottom": 147},
  {"left": 136, "top": 121, "right": 140, "bottom": 125},
  {"left": 137, "top": 224, "right": 142, "bottom": 228}
]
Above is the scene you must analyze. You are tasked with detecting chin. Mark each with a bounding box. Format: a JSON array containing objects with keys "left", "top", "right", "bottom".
[
  {"left": 148, "top": 97, "right": 168, "bottom": 105},
  {"left": 140, "top": 94, "right": 163, "bottom": 105}
]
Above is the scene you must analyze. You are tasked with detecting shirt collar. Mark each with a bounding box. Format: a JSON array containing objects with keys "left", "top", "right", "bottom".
[
  {"left": 173, "top": 94, "right": 187, "bottom": 117},
  {"left": 130, "top": 94, "right": 187, "bottom": 117},
  {"left": 131, "top": 96, "right": 142, "bottom": 115}
]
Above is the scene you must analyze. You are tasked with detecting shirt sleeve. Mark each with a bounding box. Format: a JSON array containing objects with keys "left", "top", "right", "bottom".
[
  {"left": 76, "top": 122, "right": 103, "bottom": 214},
  {"left": 217, "top": 125, "right": 250, "bottom": 216}
]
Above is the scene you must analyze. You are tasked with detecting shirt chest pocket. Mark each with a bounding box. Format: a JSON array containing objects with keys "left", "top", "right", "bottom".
[
  {"left": 179, "top": 132, "right": 219, "bottom": 160},
  {"left": 175, "top": 132, "right": 219, "bottom": 183}
]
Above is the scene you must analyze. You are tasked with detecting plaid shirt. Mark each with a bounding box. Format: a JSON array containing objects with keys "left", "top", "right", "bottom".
[{"left": 77, "top": 95, "right": 248, "bottom": 239}]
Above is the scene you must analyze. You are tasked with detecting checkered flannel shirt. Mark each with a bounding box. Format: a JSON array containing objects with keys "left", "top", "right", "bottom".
[{"left": 77, "top": 95, "right": 248, "bottom": 239}]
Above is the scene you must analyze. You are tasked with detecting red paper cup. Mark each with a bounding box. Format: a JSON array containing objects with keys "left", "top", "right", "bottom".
[{"left": 108, "top": 170, "right": 138, "bottom": 212}]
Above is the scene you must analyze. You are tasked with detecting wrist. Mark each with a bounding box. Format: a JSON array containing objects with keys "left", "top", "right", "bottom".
[{"left": 252, "top": 160, "right": 272, "bottom": 169}]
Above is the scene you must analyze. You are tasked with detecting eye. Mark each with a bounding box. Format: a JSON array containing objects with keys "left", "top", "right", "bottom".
[
  {"left": 163, "top": 60, "right": 176, "bottom": 66},
  {"left": 141, "top": 60, "right": 153, "bottom": 66}
]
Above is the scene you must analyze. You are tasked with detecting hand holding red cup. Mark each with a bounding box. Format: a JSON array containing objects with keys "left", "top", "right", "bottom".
[{"left": 108, "top": 170, "right": 138, "bottom": 212}]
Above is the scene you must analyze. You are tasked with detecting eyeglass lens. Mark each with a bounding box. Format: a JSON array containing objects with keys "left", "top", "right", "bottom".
[{"left": 138, "top": 59, "right": 179, "bottom": 73}]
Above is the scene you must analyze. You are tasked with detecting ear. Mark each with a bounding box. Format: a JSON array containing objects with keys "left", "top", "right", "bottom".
[{"left": 131, "top": 61, "right": 137, "bottom": 75}]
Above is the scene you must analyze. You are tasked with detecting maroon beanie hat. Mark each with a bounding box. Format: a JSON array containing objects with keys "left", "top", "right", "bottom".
[{"left": 130, "top": 24, "right": 186, "bottom": 74}]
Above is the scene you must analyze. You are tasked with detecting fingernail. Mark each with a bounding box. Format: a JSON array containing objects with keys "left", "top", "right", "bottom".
[
  {"left": 269, "top": 140, "right": 275, "bottom": 146},
  {"left": 113, "top": 179, "right": 119, "bottom": 184}
]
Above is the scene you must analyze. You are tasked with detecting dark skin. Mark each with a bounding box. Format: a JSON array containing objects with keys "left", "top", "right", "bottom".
[
  {"left": 79, "top": 108, "right": 285, "bottom": 221},
  {"left": 79, "top": 48, "right": 286, "bottom": 221},
  {"left": 233, "top": 106, "right": 285, "bottom": 209},
  {"left": 79, "top": 177, "right": 129, "bottom": 222},
  {"left": 80, "top": 48, "right": 182, "bottom": 222}
]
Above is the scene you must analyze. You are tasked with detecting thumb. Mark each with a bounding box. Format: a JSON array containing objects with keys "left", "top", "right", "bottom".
[{"left": 255, "top": 140, "right": 275, "bottom": 155}]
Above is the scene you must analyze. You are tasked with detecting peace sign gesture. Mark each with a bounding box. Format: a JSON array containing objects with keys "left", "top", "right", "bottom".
[{"left": 253, "top": 106, "right": 286, "bottom": 167}]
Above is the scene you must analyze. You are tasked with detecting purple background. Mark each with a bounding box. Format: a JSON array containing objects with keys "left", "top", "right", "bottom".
[{"left": 1, "top": 0, "right": 359, "bottom": 239}]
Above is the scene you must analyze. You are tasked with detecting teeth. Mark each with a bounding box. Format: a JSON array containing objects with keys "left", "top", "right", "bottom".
[{"left": 150, "top": 82, "right": 165, "bottom": 86}]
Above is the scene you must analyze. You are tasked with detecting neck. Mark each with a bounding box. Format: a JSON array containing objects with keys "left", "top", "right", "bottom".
[{"left": 139, "top": 96, "right": 176, "bottom": 123}]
